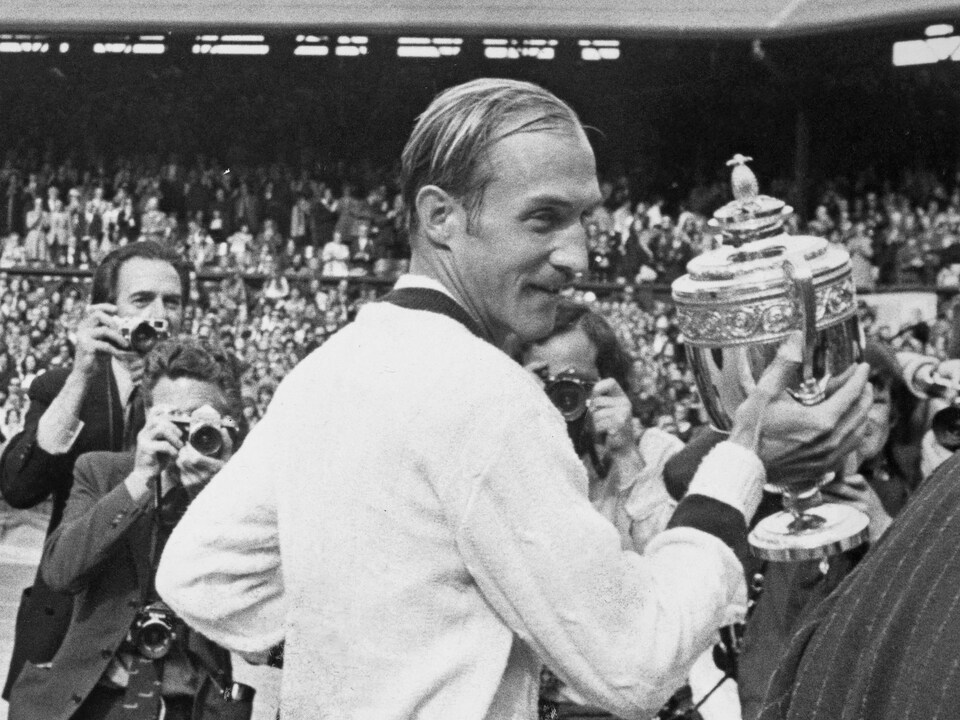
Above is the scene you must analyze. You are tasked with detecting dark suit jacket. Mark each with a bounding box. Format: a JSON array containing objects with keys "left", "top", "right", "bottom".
[
  {"left": 8, "top": 451, "right": 240, "bottom": 720},
  {"left": 0, "top": 363, "right": 126, "bottom": 697},
  {"left": 0, "top": 363, "right": 125, "bottom": 527}
]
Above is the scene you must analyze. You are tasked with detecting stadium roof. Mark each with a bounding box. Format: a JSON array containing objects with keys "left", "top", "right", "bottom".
[{"left": 0, "top": 0, "right": 958, "bottom": 38}]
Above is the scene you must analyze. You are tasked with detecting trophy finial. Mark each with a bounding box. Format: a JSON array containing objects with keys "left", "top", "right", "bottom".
[
  {"left": 727, "top": 154, "right": 758, "bottom": 201},
  {"left": 711, "top": 155, "right": 792, "bottom": 246}
]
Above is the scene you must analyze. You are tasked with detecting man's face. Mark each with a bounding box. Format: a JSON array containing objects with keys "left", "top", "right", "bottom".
[
  {"left": 449, "top": 125, "right": 601, "bottom": 343},
  {"left": 150, "top": 376, "right": 231, "bottom": 419},
  {"left": 114, "top": 258, "right": 184, "bottom": 333}
]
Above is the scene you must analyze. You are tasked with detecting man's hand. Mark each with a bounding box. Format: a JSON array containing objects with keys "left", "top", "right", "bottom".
[
  {"left": 822, "top": 474, "right": 892, "bottom": 543},
  {"left": 728, "top": 333, "right": 872, "bottom": 487},
  {"left": 755, "top": 364, "right": 872, "bottom": 484},
  {"left": 928, "top": 359, "right": 960, "bottom": 403},
  {"left": 71, "top": 303, "right": 133, "bottom": 380},
  {"left": 125, "top": 405, "right": 184, "bottom": 499},
  {"left": 589, "top": 378, "right": 636, "bottom": 453}
]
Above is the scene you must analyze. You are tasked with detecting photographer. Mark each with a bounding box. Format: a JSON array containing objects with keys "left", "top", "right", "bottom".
[
  {"left": 7, "top": 338, "right": 250, "bottom": 720},
  {"left": 0, "top": 241, "right": 187, "bottom": 700},
  {"left": 519, "top": 300, "right": 681, "bottom": 555}
]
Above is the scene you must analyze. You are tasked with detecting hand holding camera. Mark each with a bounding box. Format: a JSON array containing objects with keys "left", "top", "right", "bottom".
[
  {"left": 915, "top": 360, "right": 960, "bottom": 402},
  {"left": 129, "top": 404, "right": 187, "bottom": 487},
  {"left": 127, "top": 404, "right": 236, "bottom": 497},
  {"left": 172, "top": 405, "right": 237, "bottom": 493},
  {"left": 72, "top": 303, "right": 128, "bottom": 379},
  {"left": 73, "top": 305, "right": 171, "bottom": 381},
  {"left": 588, "top": 378, "right": 636, "bottom": 453}
]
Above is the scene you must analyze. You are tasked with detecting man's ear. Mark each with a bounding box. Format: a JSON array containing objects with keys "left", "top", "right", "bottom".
[{"left": 414, "top": 185, "right": 465, "bottom": 250}]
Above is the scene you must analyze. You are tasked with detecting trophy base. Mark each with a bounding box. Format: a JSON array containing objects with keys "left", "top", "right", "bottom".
[{"left": 748, "top": 503, "right": 870, "bottom": 562}]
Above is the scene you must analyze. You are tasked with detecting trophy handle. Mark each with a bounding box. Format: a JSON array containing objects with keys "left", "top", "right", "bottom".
[{"left": 782, "top": 258, "right": 826, "bottom": 405}]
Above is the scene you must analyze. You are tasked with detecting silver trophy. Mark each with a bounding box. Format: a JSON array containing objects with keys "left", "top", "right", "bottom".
[{"left": 672, "top": 156, "right": 869, "bottom": 561}]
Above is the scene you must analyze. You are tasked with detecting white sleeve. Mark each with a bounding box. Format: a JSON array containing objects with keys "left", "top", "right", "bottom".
[
  {"left": 897, "top": 350, "right": 939, "bottom": 398},
  {"left": 36, "top": 413, "right": 85, "bottom": 454},
  {"left": 439, "top": 400, "right": 751, "bottom": 720},
  {"left": 156, "top": 431, "right": 286, "bottom": 655}
]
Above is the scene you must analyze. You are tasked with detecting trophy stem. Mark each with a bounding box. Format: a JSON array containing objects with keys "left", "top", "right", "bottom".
[{"left": 783, "top": 486, "right": 828, "bottom": 533}]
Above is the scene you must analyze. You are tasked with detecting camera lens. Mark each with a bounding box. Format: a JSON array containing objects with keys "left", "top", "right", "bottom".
[
  {"left": 932, "top": 406, "right": 960, "bottom": 451},
  {"left": 546, "top": 380, "right": 589, "bottom": 422},
  {"left": 129, "top": 322, "right": 159, "bottom": 354},
  {"left": 189, "top": 424, "right": 223, "bottom": 457},
  {"left": 138, "top": 621, "right": 173, "bottom": 659}
]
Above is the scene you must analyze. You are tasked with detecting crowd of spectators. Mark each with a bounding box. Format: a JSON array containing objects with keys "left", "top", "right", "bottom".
[
  {"left": 0, "top": 152, "right": 409, "bottom": 279},
  {"left": 3, "top": 152, "right": 960, "bottom": 457},
  {"left": 581, "top": 169, "right": 960, "bottom": 290},
  {"left": 4, "top": 153, "right": 960, "bottom": 289},
  {"left": 2, "top": 265, "right": 957, "bottom": 462}
]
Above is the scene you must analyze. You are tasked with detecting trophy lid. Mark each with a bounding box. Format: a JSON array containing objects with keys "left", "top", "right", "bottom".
[{"left": 709, "top": 155, "right": 792, "bottom": 246}]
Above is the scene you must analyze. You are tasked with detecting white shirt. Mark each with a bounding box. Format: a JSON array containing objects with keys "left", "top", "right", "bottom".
[{"left": 157, "top": 277, "right": 761, "bottom": 720}]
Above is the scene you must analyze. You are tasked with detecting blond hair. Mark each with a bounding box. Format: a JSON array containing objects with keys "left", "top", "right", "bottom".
[{"left": 400, "top": 78, "right": 582, "bottom": 237}]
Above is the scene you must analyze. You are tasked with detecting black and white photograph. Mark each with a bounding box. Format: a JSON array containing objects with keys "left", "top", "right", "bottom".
[{"left": 1, "top": 1, "right": 960, "bottom": 719}]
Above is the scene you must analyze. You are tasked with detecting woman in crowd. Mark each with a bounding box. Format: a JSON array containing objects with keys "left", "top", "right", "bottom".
[{"left": 23, "top": 197, "right": 47, "bottom": 265}]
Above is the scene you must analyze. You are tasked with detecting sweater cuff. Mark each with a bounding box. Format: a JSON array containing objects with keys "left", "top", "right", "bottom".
[
  {"left": 667, "top": 496, "right": 751, "bottom": 568},
  {"left": 685, "top": 441, "right": 765, "bottom": 522}
]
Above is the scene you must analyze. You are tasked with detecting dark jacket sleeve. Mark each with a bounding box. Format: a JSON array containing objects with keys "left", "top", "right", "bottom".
[
  {"left": 41, "top": 452, "right": 149, "bottom": 594},
  {"left": 0, "top": 368, "right": 73, "bottom": 509}
]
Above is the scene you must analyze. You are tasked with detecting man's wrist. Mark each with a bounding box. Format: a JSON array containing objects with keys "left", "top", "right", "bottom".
[
  {"left": 68, "top": 357, "right": 98, "bottom": 384},
  {"left": 124, "top": 467, "right": 158, "bottom": 502}
]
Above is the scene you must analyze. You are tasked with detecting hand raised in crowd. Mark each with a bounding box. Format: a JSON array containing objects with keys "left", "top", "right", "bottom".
[
  {"left": 71, "top": 303, "right": 134, "bottom": 380},
  {"left": 588, "top": 378, "right": 636, "bottom": 453},
  {"left": 928, "top": 358, "right": 960, "bottom": 403}
]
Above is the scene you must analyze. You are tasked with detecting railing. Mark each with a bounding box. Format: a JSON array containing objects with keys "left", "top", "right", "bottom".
[{"left": 0, "top": 265, "right": 955, "bottom": 300}]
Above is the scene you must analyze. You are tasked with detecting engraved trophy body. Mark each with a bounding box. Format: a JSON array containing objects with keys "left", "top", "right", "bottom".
[{"left": 672, "top": 156, "right": 869, "bottom": 561}]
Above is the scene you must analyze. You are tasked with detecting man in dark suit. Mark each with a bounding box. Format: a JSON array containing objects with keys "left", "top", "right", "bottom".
[
  {"left": 7, "top": 338, "right": 250, "bottom": 720},
  {"left": 0, "top": 241, "right": 188, "bottom": 699}
]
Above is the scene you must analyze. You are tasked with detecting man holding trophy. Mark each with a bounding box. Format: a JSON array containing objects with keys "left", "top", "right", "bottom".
[{"left": 155, "top": 81, "right": 871, "bottom": 720}]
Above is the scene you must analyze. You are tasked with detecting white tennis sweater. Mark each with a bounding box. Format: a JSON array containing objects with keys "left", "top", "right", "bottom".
[{"left": 157, "top": 282, "right": 762, "bottom": 720}]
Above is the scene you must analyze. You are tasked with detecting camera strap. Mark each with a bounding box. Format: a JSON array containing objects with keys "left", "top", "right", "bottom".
[{"left": 380, "top": 287, "right": 486, "bottom": 342}]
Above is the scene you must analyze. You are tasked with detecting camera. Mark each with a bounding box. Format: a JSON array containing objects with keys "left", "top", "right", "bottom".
[
  {"left": 932, "top": 404, "right": 960, "bottom": 452},
  {"left": 117, "top": 318, "right": 170, "bottom": 354},
  {"left": 542, "top": 369, "right": 596, "bottom": 422},
  {"left": 130, "top": 601, "right": 178, "bottom": 660},
  {"left": 169, "top": 412, "right": 238, "bottom": 458}
]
